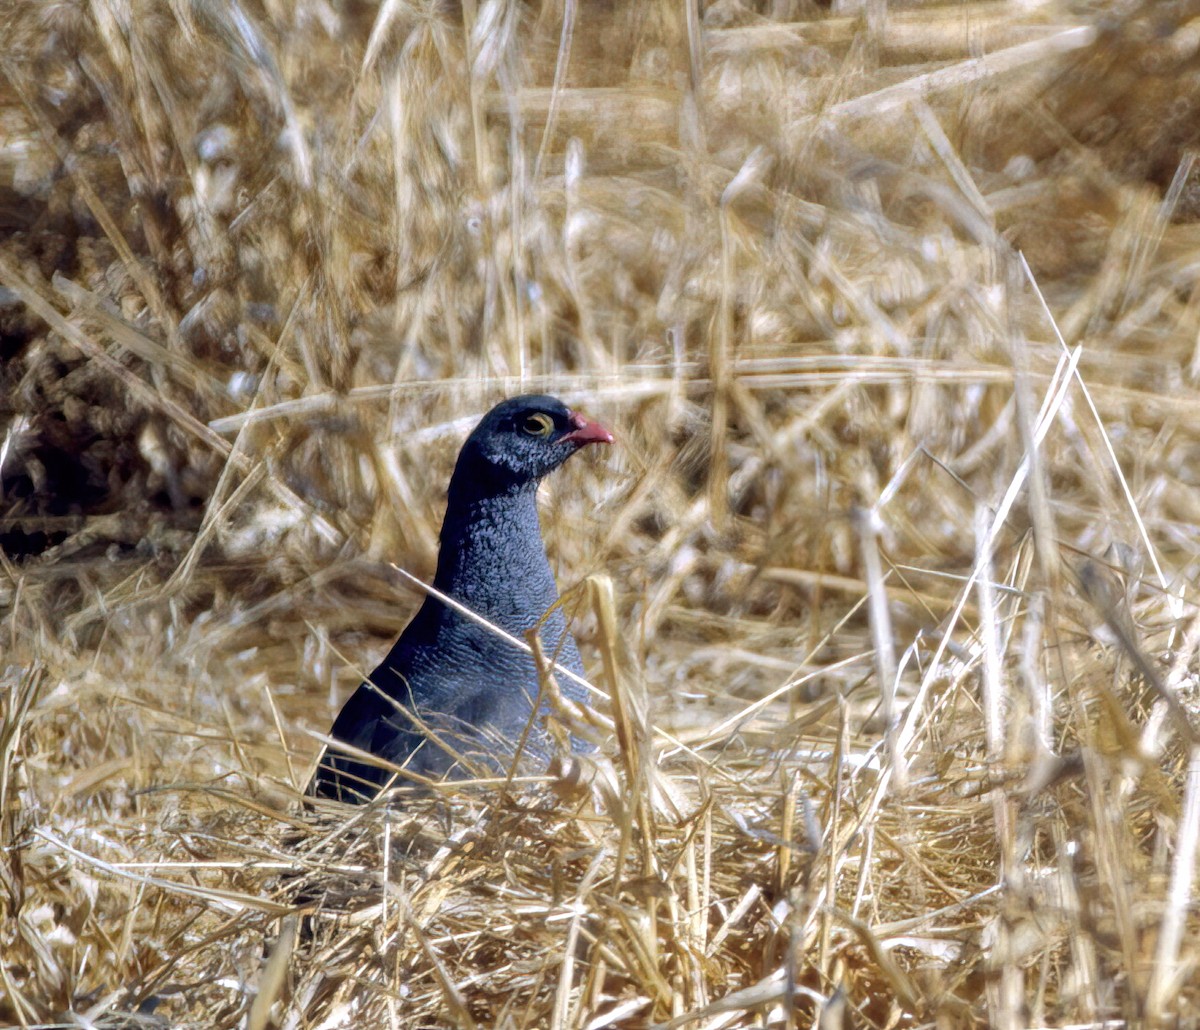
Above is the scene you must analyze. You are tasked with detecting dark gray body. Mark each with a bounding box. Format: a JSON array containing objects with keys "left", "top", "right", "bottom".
[{"left": 309, "top": 396, "right": 599, "bottom": 803}]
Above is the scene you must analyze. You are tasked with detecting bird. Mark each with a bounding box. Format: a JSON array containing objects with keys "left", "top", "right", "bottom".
[{"left": 309, "top": 394, "right": 613, "bottom": 803}]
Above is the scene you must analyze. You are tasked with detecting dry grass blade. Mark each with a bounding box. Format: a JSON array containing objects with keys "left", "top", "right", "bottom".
[
  {"left": 1147, "top": 746, "right": 1200, "bottom": 1021},
  {"left": 4, "top": 1, "right": 1200, "bottom": 1026}
]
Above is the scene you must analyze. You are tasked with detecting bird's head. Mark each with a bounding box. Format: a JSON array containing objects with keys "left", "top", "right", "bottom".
[{"left": 454, "top": 394, "right": 613, "bottom": 495}]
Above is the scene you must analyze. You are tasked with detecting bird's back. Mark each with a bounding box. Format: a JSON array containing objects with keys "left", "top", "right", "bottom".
[{"left": 312, "top": 585, "right": 587, "bottom": 800}]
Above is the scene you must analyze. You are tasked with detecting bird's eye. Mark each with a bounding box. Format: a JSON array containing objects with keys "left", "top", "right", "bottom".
[{"left": 521, "top": 412, "right": 555, "bottom": 437}]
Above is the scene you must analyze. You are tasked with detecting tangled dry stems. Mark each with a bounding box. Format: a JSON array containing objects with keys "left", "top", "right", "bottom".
[{"left": 3, "top": 0, "right": 1200, "bottom": 1026}]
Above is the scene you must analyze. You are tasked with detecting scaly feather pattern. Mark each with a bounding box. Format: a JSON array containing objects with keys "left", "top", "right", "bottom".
[{"left": 310, "top": 395, "right": 611, "bottom": 803}]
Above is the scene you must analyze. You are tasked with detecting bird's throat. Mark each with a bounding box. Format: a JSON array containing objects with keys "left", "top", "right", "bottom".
[{"left": 434, "top": 486, "right": 558, "bottom": 622}]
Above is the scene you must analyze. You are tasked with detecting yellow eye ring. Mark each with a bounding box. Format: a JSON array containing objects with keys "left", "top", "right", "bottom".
[{"left": 522, "top": 412, "right": 555, "bottom": 437}]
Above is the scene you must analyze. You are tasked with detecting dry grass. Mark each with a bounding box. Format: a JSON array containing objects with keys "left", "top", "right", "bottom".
[{"left": 4, "top": 0, "right": 1200, "bottom": 1026}]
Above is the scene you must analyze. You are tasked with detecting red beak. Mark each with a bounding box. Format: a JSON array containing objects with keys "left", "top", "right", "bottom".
[{"left": 562, "top": 410, "right": 614, "bottom": 447}]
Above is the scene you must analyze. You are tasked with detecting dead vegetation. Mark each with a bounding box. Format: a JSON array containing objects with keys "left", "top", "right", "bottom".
[{"left": 4, "top": 0, "right": 1200, "bottom": 1026}]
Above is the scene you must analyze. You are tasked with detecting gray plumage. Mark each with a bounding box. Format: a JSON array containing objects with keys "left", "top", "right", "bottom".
[{"left": 309, "top": 395, "right": 611, "bottom": 803}]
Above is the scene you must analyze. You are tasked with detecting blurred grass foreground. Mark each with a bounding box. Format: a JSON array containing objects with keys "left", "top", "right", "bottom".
[{"left": 4, "top": 1, "right": 1200, "bottom": 1026}]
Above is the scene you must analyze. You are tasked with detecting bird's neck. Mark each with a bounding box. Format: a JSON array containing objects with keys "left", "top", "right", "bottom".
[{"left": 434, "top": 484, "right": 556, "bottom": 610}]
